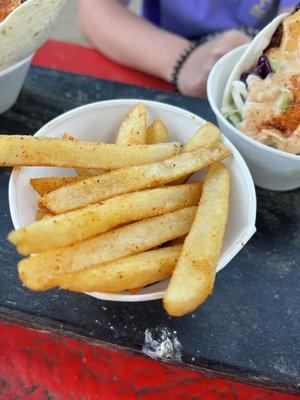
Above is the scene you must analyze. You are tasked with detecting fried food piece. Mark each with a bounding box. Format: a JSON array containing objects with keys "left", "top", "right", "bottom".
[
  {"left": 0, "top": 135, "right": 181, "bottom": 169},
  {"left": 164, "top": 163, "right": 230, "bottom": 316},
  {"left": 171, "top": 122, "right": 221, "bottom": 184},
  {"left": 62, "top": 133, "right": 106, "bottom": 176},
  {"left": 264, "top": 104, "right": 300, "bottom": 137},
  {"left": 53, "top": 245, "right": 182, "bottom": 293},
  {"left": 35, "top": 209, "right": 54, "bottom": 221},
  {"left": 30, "top": 176, "right": 87, "bottom": 196},
  {"left": 39, "top": 143, "right": 230, "bottom": 213},
  {"left": 115, "top": 103, "right": 147, "bottom": 145},
  {"left": 10, "top": 183, "right": 202, "bottom": 255},
  {"left": 146, "top": 120, "right": 169, "bottom": 144},
  {"left": 18, "top": 207, "right": 197, "bottom": 291}
]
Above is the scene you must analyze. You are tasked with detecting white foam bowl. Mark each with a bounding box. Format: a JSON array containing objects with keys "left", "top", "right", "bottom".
[
  {"left": 9, "top": 99, "right": 256, "bottom": 302},
  {"left": 207, "top": 45, "right": 300, "bottom": 191},
  {"left": 0, "top": 54, "right": 33, "bottom": 115}
]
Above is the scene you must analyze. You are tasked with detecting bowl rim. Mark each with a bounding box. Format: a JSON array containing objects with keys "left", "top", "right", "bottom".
[
  {"left": 207, "top": 44, "right": 300, "bottom": 162},
  {"left": 8, "top": 99, "right": 257, "bottom": 302},
  {"left": 0, "top": 53, "right": 34, "bottom": 76}
]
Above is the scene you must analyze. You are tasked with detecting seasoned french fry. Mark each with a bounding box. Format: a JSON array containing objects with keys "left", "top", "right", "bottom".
[
  {"left": 171, "top": 122, "right": 221, "bottom": 185},
  {"left": 163, "top": 163, "right": 230, "bottom": 317},
  {"left": 40, "top": 143, "right": 230, "bottom": 213},
  {"left": 115, "top": 103, "right": 147, "bottom": 145},
  {"left": 129, "top": 287, "right": 143, "bottom": 294},
  {"left": 62, "top": 133, "right": 107, "bottom": 176},
  {"left": 184, "top": 122, "right": 221, "bottom": 151},
  {"left": 62, "top": 133, "right": 76, "bottom": 141},
  {"left": 146, "top": 120, "right": 169, "bottom": 144},
  {"left": 18, "top": 207, "right": 197, "bottom": 291},
  {"left": 168, "top": 236, "right": 186, "bottom": 245},
  {"left": 10, "top": 183, "right": 202, "bottom": 255},
  {"left": 75, "top": 168, "right": 104, "bottom": 177},
  {"left": 35, "top": 209, "right": 54, "bottom": 221},
  {"left": 30, "top": 176, "right": 87, "bottom": 196},
  {"left": 76, "top": 105, "right": 148, "bottom": 174},
  {"left": 53, "top": 245, "right": 182, "bottom": 293},
  {"left": 0, "top": 135, "right": 181, "bottom": 169}
]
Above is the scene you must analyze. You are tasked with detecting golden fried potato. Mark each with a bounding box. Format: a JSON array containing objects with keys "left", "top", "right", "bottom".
[
  {"left": 146, "top": 120, "right": 169, "bottom": 144},
  {"left": 0, "top": 135, "right": 181, "bottom": 169},
  {"left": 171, "top": 122, "right": 221, "bottom": 185},
  {"left": 10, "top": 183, "right": 202, "bottom": 255},
  {"left": 62, "top": 133, "right": 106, "bottom": 176},
  {"left": 184, "top": 122, "right": 221, "bottom": 151},
  {"left": 115, "top": 103, "right": 147, "bottom": 145},
  {"left": 30, "top": 176, "right": 87, "bottom": 196},
  {"left": 18, "top": 207, "right": 197, "bottom": 291},
  {"left": 53, "top": 245, "right": 182, "bottom": 293},
  {"left": 40, "top": 143, "right": 230, "bottom": 213},
  {"left": 164, "top": 163, "right": 230, "bottom": 316},
  {"left": 35, "top": 209, "right": 54, "bottom": 221}
]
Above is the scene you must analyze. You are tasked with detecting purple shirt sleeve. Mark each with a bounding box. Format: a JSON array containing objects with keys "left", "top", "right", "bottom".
[
  {"left": 139, "top": 0, "right": 297, "bottom": 39},
  {"left": 279, "top": 0, "right": 298, "bottom": 9}
]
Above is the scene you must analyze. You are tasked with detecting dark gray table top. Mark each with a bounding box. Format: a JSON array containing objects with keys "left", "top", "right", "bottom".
[{"left": 0, "top": 66, "right": 299, "bottom": 394}]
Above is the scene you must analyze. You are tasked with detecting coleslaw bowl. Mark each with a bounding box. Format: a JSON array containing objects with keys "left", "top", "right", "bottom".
[{"left": 207, "top": 45, "right": 300, "bottom": 191}]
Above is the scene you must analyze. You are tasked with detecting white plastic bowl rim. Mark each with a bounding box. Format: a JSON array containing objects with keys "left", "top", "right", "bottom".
[
  {"left": 9, "top": 99, "right": 257, "bottom": 302},
  {"left": 207, "top": 45, "right": 300, "bottom": 161},
  {"left": 0, "top": 53, "right": 34, "bottom": 76}
]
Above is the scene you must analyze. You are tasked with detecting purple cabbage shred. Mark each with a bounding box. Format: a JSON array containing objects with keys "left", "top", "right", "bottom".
[{"left": 240, "top": 55, "right": 273, "bottom": 85}]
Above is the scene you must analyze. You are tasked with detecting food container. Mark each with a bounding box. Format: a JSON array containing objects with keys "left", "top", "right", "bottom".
[
  {"left": 9, "top": 99, "right": 257, "bottom": 302},
  {"left": 207, "top": 45, "right": 300, "bottom": 191},
  {"left": 0, "top": 54, "right": 33, "bottom": 115},
  {"left": 0, "top": 0, "right": 67, "bottom": 114},
  {"left": 0, "top": 0, "right": 67, "bottom": 71}
]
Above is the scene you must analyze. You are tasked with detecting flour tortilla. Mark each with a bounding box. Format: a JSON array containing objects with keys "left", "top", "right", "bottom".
[
  {"left": 0, "top": 0, "right": 66, "bottom": 71},
  {"left": 222, "top": 13, "right": 288, "bottom": 108}
]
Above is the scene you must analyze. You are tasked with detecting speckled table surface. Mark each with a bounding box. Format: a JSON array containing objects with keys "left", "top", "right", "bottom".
[{"left": 0, "top": 67, "right": 299, "bottom": 394}]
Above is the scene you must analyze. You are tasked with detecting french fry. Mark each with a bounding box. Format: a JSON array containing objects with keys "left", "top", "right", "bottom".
[
  {"left": 53, "top": 245, "right": 182, "bottom": 293},
  {"left": 76, "top": 105, "right": 148, "bottom": 174},
  {"left": 115, "top": 103, "right": 147, "bottom": 145},
  {"left": 168, "top": 236, "right": 186, "bottom": 245},
  {"left": 30, "top": 176, "right": 87, "bottom": 196},
  {"left": 9, "top": 183, "right": 202, "bottom": 255},
  {"left": 18, "top": 207, "right": 197, "bottom": 291},
  {"left": 129, "top": 288, "right": 143, "bottom": 294},
  {"left": 35, "top": 209, "right": 54, "bottom": 220},
  {"left": 163, "top": 163, "right": 230, "bottom": 317},
  {"left": 40, "top": 143, "right": 230, "bottom": 213},
  {"left": 184, "top": 122, "right": 221, "bottom": 151},
  {"left": 0, "top": 135, "right": 181, "bottom": 169},
  {"left": 62, "top": 133, "right": 76, "bottom": 141},
  {"left": 75, "top": 168, "right": 105, "bottom": 177},
  {"left": 62, "top": 133, "right": 107, "bottom": 176},
  {"left": 146, "top": 120, "right": 169, "bottom": 144},
  {"left": 171, "top": 122, "right": 221, "bottom": 185}
]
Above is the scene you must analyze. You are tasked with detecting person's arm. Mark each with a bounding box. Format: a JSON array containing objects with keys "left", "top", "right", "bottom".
[
  {"left": 78, "top": 0, "right": 188, "bottom": 82},
  {"left": 78, "top": 0, "right": 249, "bottom": 98}
]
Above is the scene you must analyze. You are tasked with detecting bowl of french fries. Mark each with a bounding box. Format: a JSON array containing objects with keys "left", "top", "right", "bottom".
[{"left": 5, "top": 100, "right": 256, "bottom": 316}]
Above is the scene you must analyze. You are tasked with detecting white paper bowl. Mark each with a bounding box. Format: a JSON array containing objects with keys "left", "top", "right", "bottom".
[
  {"left": 0, "top": 54, "right": 33, "bottom": 115},
  {"left": 9, "top": 99, "right": 256, "bottom": 302},
  {"left": 207, "top": 45, "right": 300, "bottom": 191}
]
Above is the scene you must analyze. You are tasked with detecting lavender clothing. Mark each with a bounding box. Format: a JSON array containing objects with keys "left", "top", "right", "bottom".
[{"left": 141, "top": 0, "right": 296, "bottom": 38}]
